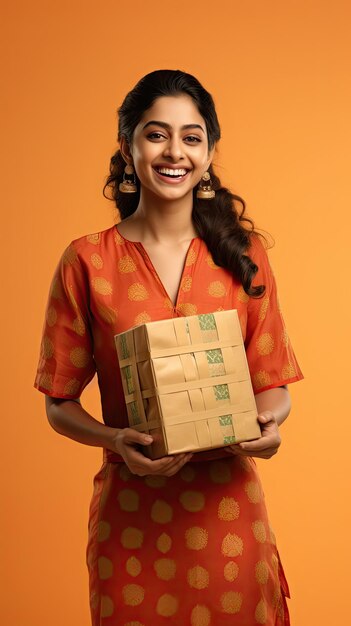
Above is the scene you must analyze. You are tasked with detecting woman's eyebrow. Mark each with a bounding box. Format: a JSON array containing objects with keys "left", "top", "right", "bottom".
[{"left": 142, "top": 120, "right": 205, "bottom": 133}]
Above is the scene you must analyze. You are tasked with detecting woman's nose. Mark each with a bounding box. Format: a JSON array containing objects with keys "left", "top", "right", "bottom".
[{"left": 162, "top": 137, "right": 184, "bottom": 162}]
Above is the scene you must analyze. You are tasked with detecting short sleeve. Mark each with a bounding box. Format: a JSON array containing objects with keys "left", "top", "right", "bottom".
[
  {"left": 34, "top": 243, "right": 96, "bottom": 398},
  {"left": 245, "top": 236, "right": 304, "bottom": 394}
]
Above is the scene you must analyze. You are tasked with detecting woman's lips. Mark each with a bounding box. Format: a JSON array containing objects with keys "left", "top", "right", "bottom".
[{"left": 153, "top": 166, "right": 191, "bottom": 184}]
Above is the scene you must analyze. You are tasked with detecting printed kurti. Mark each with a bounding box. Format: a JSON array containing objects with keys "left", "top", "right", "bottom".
[{"left": 35, "top": 225, "right": 303, "bottom": 625}]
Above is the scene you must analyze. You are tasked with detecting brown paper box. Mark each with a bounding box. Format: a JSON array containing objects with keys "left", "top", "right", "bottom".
[{"left": 115, "top": 310, "right": 261, "bottom": 459}]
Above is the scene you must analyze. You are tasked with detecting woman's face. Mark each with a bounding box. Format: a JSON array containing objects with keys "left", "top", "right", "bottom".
[{"left": 124, "top": 94, "right": 214, "bottom": 202}]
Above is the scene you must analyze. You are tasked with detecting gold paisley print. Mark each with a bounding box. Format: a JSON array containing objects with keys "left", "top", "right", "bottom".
[
  {"left": 256, "top": 332, "right": 275, "bottom": 356},
  {"left": 86, "top": 233, "right": 101, "bottom": 245},
  {"left": 62, "top": 245, "right": 77, "bottom": 265},
  {"left": 208, "top": 281, "right": 226, "bottom": 298},
  {"left": 70, "top": 347, "right": 90, "bottom": 368},
  {"left": 128, "top": 283, "right": 149, "bottom": 301},
  {"left": 177, "top": 302, "right": 197, "bottom": 316},
  {"left": 180, "top": 275, "right": 192, "bottom": 291},
  {"left": 282, "top": 363, "right": 297, "bottom": 379},
  {"left": 91, "top": 253, "right": 103, "bottom": 269},
  {"left": 91, "top": 277, "right": 113, "bottom": 296},
  {"left": 252, "top": 370, "right": 271, "bottom": 390},
  {"left": 63, "top": 378, "right": 80, "bottom": 396},
  {"left": 134, "top": 311, "right": 152, "bottom": 325},
  {"left": 118, "top": 255, "right": 137, "bottom": 273}
]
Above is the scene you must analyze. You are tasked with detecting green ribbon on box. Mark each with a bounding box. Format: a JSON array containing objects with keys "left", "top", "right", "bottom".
[
  {"left": 122, "top": 365, "right": 135, "bottom": 394},
  {"left": 219, "top": 414, "right": 236, "bottom": 444},
  {"left": 205, "top": 348, "right": 226, "bottom": 377},
  {"left": 120, "top": 334, "right": 130, "bottom": 359},
  {"left": 129, "top": 401, "right": 141, "bottom": 426},
  {"left": 198, "top": 313, "right": 217, "bottom": 331},
  {"left": 205, "top": 348, "right": 223, "bottom": 364},
  {"left": 214, "top": 384, "right": 230, "bottom": 401},
  {"left": 219, "top": 415, "right": 232, "bottom": 426}
]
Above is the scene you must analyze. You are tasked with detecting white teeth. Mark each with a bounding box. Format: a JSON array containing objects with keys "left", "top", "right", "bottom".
[{"left": 156, "top": 167, "right": 188, "bottom": 176}]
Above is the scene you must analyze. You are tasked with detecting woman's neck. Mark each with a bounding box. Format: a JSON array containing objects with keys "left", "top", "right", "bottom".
[{"left": 120, "top": 189, "right": 198, "bottom": 245}]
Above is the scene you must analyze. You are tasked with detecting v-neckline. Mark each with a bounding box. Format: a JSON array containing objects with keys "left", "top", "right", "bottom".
[{"left": 115, "top": 225, "right": 198, "bottom": 308}]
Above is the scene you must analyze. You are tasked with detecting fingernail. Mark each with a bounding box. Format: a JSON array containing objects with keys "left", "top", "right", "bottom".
[{"left": 144, "top": 436, "right": 153, "bottom": 443}]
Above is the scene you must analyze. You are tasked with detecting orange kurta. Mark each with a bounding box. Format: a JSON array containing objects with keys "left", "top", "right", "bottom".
[{"left": 35, "top": 225, "right": 303, "bottom": 625}]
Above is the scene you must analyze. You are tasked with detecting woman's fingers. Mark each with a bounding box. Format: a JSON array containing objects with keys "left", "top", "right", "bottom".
[
  {"left": 119, "top": 428, "right": 197, "bottom": 476},
  {"left": 162, "top": 453, "right": 193, "bottom": 476},
  {"left": 124, "top": 445, "right": 193, "bottom": 477},
  {"left": 225, "top": 444, "right": 278, "bottom": 459},
  {"left": 239, "top": 434, "right": 280, "bottom": 453},
  {"left": 126, "top": 451, "right": 176, "bottom": 475},
  {"left": 227, "top": 412, "right": 282, "bottom": 459},
  {"left": 121, "top": 428, "right": 154, "bottom": 447}
]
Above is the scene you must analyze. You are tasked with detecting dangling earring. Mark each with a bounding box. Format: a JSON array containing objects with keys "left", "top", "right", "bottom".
[
  {"left": 196, "top": 171, "right": 215, "bottom": 199},
  {"left": 119, "top": 164, "right": 137, "bottom": 193}
]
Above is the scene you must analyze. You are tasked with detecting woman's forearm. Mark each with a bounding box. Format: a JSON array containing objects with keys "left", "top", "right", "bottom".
[
  {"left": 45, "top": 397, "right": 118, "bottom": 450},
  {"left": 254, "top": 386, "right": 291, "bottom": 426},
  {"left": 45, "top": 386, "right": 290, "bottom": 454}
]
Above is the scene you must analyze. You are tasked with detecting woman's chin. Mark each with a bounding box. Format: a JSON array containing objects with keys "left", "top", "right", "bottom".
[{"left": 142, "top": 183, "right": 194, "bottom": 203}]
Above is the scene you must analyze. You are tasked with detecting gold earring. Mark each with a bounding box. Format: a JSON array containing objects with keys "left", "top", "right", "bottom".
[
  {"left": 196, "top": 171, "right": 215, "bottom": 199},
  {"left": 119, "top": 164, "right": 137, "bottom": 193}
]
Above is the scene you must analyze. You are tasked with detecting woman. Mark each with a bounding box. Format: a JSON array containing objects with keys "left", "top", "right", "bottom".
[{"left": 35, "top": 69, "right": 303, "bottom": 625}]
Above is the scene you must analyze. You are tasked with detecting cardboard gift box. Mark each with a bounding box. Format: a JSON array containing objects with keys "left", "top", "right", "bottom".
[{"left": 115, "top": 310, "right": 260, "bottom": 459}]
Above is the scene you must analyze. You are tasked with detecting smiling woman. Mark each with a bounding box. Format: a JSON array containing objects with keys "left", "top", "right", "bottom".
[
  {"left": 35, "top": 69, "right": 303, "bottom": 626},
  {"left": 120, "top": 96, "right": 213, "bottom": 199}
]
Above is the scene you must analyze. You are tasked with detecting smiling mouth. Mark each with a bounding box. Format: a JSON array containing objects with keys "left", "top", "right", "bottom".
[{"left": 153, "top": 166, "right": 190, "bottom": 179}]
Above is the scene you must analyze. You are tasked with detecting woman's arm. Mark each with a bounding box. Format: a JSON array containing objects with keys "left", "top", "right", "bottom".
[
  {"left": 226, "top": 386, "right": 291, "bottom": 459},
  {"left": 255, "top": 385, "right": 291, "bottom": 427},
  {"left": 45, "top": 397, "right": 192, "bottom": 476},
  {"left": 46, "top": 396, "right": 119, "bottom": 448}
]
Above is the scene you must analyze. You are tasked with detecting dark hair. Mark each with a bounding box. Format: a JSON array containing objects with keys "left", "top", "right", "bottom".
[{"left": 103, "top": 69, "right": 265, "bottom": 297}]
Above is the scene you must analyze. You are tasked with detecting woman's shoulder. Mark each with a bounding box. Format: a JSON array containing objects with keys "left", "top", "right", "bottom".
[
  {"left": 71, "top": 224, "right": 117, "bottom": 249},
  {"left": 247, "top": 232, "right": 270, "bottom": 260},
  {"left": 67, "top": 224, "right": 123, "bottom": 259},
  {"left": 246, "top": 232, "right": 274, "bottom": 291}
]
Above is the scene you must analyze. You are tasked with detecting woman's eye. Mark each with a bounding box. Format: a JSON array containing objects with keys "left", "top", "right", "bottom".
[
  {"left": 184, "top": 136, "right": 201, "bottom": 143},
  {"left": 146, "top": 132, "right": 201, "bottom": 143},
  {"left": 147, "top": 132, "right": 166, "bottom": 140}
]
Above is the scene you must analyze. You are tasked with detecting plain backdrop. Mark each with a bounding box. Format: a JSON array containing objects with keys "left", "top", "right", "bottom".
[{"left": 1, "top": 1, "right": 350, "bottom": 624}]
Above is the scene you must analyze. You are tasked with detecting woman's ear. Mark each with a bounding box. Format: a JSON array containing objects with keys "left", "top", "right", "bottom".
[
  {"left": 206, "top": 146, "right": 215, "bottom": 171},
  {"left": 120, "top": 136, "right": 133, "bottom": 165}
]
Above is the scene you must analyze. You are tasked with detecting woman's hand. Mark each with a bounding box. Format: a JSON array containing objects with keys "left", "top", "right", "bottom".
[
  {"left": 225, "top": 411, "right": 282, "bottom": 459},
  {"left": 112, "top": 427, "right": 193, "bottom": 477},
  {"left": 45, "top": 398, "right": 192, "bottom": 477}
]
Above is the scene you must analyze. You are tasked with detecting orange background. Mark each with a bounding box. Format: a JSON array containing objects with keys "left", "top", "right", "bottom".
[{"left": 2, "top": 1, "right": 350, "bottom": 624}]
